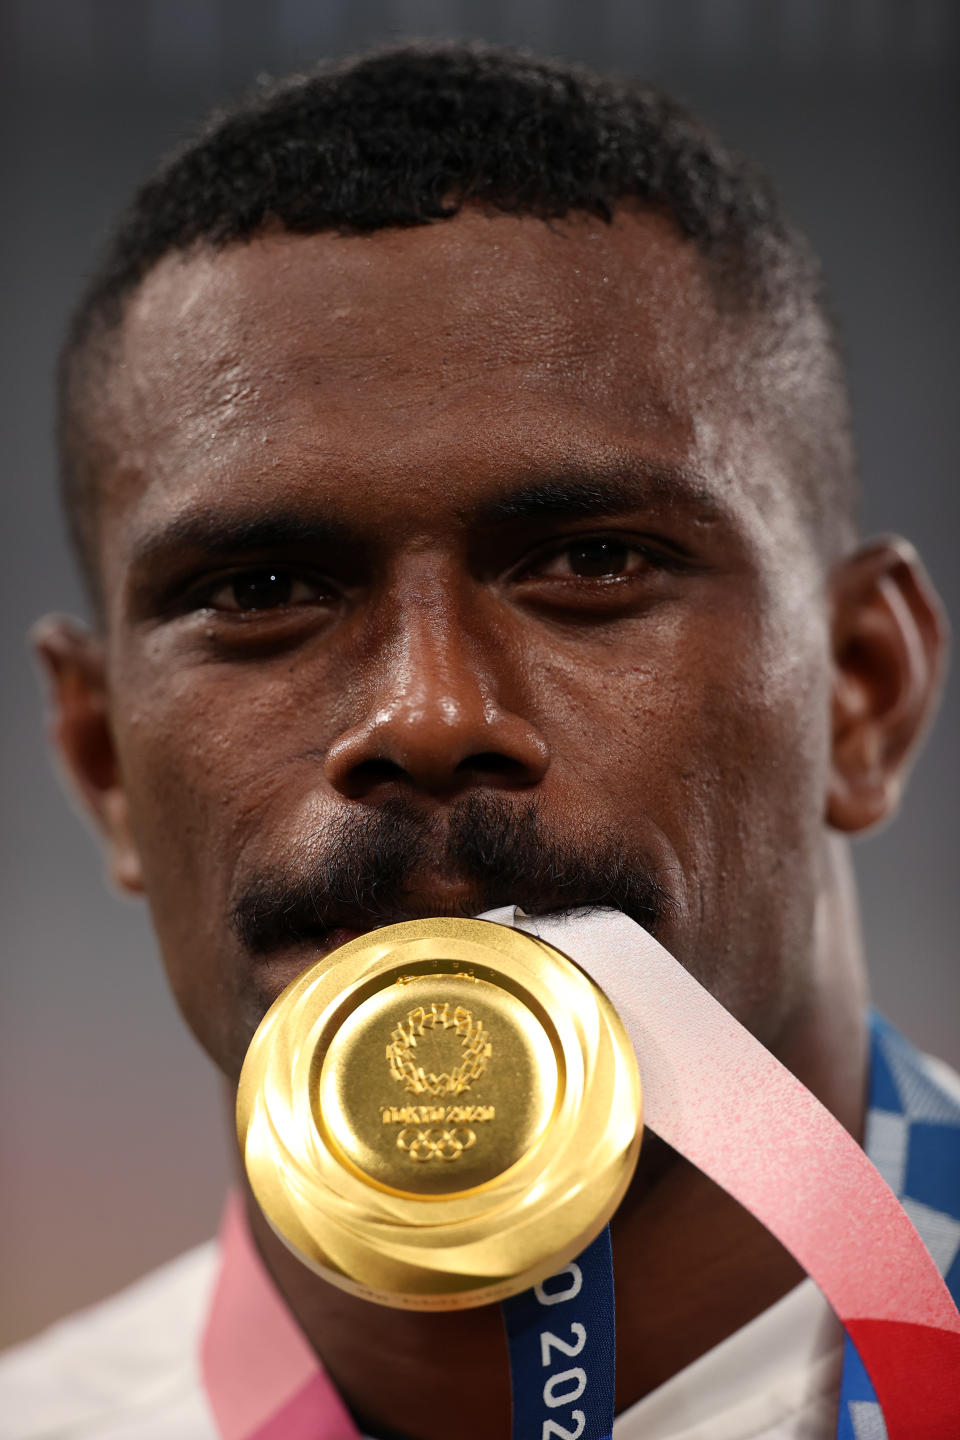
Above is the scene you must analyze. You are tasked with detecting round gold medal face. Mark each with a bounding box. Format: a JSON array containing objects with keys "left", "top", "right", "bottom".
[
  {"left": 318, "top": 973, "right": 558, "bottom": 1196},
  {"left": 237, "top": 917, "right": 642, "bottom": 1310}
]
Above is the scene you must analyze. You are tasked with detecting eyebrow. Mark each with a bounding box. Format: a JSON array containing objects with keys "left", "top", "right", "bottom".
[
  {"left": 470, "top": 462, "right": 722, "bottom": 526},
  {"left": 128, "top": 511, "right": 359, "bottom": 575}
]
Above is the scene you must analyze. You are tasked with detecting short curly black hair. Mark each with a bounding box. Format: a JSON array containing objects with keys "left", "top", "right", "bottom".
[{"left": 59, "top": 41, "right": 855, "bottom": 597}]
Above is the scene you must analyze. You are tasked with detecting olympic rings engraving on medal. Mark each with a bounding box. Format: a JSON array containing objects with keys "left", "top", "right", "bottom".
[
  {"left": 386, "top": 1001, "right": 491, "bottom": 1096},
  {"left": 395, "top": 1125, "right": 478, "bottom": 1161}
]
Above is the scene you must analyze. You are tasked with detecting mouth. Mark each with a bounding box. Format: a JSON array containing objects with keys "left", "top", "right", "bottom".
[
  {"left": 247, "top": 880, "right": 508, "bottom": 984},
  {"left": 232, "top": 813, "right": 679, "bottom": 1008}
]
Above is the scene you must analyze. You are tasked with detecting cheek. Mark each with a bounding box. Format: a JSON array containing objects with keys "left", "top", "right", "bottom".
[
  {"left": 532, "top": 611, "right": 833, "bottom": 1021},
  {"left": 536, "top": 609, "right": 830, "bottom": 816},
  {"left": 108, "top": 663, "right": 307, "bottom": 997},
  {"left": 672, "top": 631, "right": 834, "bottom": 1022}
]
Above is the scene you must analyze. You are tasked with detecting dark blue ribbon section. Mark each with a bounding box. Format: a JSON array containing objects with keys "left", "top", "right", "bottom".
[{"left": 503, "top": 1226, "right": 616, "bottom": 1440}]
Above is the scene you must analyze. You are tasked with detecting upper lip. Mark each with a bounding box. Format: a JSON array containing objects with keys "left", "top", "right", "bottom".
[
  {"left": 274, "top": 895, "right": 607, "bottom": 953},
  {"left": 257, "top": 881, "right": 555, "bottom": 961},
  {"left": 252, "top": 884, "right": 507, "bottom": 956},
  {"left": 303, "top": 892, "right": 496, "bottom": 937}
]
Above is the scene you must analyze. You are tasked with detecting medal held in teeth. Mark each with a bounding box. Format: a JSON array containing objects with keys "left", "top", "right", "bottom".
[{"left": 237, "top": 916, "right": 642, "bottom": 1309}]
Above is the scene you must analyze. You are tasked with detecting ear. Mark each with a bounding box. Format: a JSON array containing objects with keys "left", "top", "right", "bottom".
[
  {"left": 827, "top": 538, "right": 948, "bottom": 834},
  {"left": 32, "top": 615, "right": 145, "bottom": 894}
]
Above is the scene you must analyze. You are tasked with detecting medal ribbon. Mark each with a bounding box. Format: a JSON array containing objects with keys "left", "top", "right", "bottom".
[
  {"left": 486, "top": 906, "right": 960, "bottom": 1440},
  {"left": 504, "top": 1225, "right": 616, "bottom": 1440}
]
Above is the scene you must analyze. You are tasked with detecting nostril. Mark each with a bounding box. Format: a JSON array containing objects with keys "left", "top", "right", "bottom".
[
  {"left": 336, "top": 751, "right": 539, "bottom": 799},
  {"left": 346, "top": 757, "right": 408, "bottom": 792},
  {"left": 456, "top": 752, "right": 535, "bottom": 783},
  {"left": 324, "top": 709, "right": 550, "bottom": 799}
]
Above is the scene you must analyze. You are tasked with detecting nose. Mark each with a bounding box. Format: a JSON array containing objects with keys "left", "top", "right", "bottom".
[{"left": 322, "top": 603, "right": 550, "bottom": 801}]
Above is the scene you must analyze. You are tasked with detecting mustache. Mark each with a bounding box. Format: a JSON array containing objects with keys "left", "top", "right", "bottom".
[{"left": 231, "top": 794, "right": 676, "bottom": 956}]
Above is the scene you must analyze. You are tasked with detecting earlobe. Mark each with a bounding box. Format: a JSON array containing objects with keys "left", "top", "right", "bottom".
[
  {"left": 31, "top": 615, "right": 145, "bottom": 894},
  {"left": 827, "top": 539, "right": 948, "bottom": 834}
]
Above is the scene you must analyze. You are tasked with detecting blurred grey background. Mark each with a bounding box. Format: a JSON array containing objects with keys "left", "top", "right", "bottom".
[{"left": 1, "top": 0, "right": 957, "bottom": 1348}]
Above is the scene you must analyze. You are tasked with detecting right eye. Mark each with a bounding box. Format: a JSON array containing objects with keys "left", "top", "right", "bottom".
[{"left": 205, "top": 570, "right": 330, "bottom": 613}]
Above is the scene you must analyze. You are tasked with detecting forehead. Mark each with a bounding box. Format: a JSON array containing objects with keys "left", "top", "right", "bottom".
[{"left": 97, "top": 209, "right": 785, "bottom": 566}]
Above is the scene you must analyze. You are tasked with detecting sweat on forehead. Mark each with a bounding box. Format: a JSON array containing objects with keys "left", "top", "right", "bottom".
[{"left": 56, "top": 42, "right": 856, "bottom": 605}]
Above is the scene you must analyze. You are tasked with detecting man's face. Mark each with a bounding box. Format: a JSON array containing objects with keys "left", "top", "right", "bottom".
[{"left": 74, "top": 209, "right": 837, "bottom": 1079}]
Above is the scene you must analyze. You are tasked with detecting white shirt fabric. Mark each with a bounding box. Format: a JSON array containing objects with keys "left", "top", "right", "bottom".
[{"left": 0, "top": 1241, "right": 842, "bottom": 1440}]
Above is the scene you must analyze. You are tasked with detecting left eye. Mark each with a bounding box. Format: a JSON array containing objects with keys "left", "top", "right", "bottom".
[
  {"left": 537, "top": 538, "right": 641, "bottom": 579},
  {"left": 206, "top": 571, "right": 325, "bottom": 612}
]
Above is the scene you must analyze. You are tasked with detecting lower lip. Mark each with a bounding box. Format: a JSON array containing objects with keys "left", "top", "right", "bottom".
[
  {"left": 321, "top": 926, "right": 366, "bottom": 955},
  {"left": 256, "top": 929, "right": 369, "bottom": 1005}
]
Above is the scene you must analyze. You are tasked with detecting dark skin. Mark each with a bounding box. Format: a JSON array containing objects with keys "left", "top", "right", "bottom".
[{"left": 36, "top": 209, "right": 945, "bottom": 1438}]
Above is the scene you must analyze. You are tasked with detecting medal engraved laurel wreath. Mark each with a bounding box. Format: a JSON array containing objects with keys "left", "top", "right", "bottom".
[{"left": 384, "top": 1001, "right": 493, "bottom": 1163}]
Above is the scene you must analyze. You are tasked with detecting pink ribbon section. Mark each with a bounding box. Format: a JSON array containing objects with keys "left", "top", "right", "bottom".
[
  {"left": 201, "top": 1193, "right": 359, "bottom": 1440},
  {"left": 500, "top": 907, "right": 960, "bottom": 1440}
]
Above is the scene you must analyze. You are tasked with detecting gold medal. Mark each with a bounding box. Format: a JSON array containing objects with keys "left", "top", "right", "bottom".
[{"left": 237, "top": 916, "right": 642, "bottom": 1309}]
